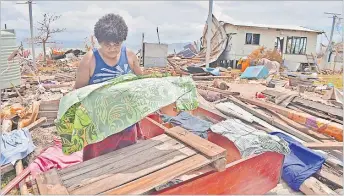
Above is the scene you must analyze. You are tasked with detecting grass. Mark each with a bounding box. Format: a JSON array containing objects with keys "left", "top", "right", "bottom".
[
  {"left": 316, "top": 74, "right": 343, "bottom": 89},
  {"left": 1, "top": 170, "right": 20, "bottom": 195}
]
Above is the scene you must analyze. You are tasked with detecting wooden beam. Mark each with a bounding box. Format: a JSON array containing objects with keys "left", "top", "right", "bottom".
[
  {"left": 0, "top": 164, "right": 14, "bottom": 176},
  {"left": 299, "top": 177, "right": 337, "bottom": 195},
  {"left": 266, "top": 109, "right": 332, "bottom": 140},
  {"left": 304, "top": 142, "right": 343, "bottom": 150},
  {"left": 227, "top": 96, "right": 321, "bottom": 143},
  {"left": 165, "top": 126, "right": 227, "bottom": 160},
  {"left": 238, "top": 96, "right": 343, "bottom": 142},
  {"left": 15, "top": 161, "right": 29, "bottom": 195},
  {"left": 196, "top": 85, "right": 240, "bottom": 96},
  {"left": 289, "top": 104, "right": 343, "bottom": 124},
  {"left": 262, "top": 89, "right": 343, "bottom": 118},
  {"left": 314, "top": 169, "right": 343, "bottom": 188},
  {"left": 25, "top": 117, "right": 47, "bottom": 130}
]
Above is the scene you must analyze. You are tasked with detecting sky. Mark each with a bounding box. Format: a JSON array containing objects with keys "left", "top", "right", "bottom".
[{"left": 1, "top": 0, "right": 343, "bottom": 53}]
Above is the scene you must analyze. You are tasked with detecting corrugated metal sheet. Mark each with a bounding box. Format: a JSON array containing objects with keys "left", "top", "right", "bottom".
[
  {"left": 0, "top": 30, "right": 21, "bottom": 90},
  {"left": 143, "top": 43, "right": 168, "bottom": 68},
  {"left": 167, "top": 14, "right": 228, "bottom": 68}
]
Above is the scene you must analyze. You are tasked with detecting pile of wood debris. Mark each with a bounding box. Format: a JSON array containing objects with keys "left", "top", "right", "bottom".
[{"left": 193, "top": 73, "right": 343, "bottom": 195}]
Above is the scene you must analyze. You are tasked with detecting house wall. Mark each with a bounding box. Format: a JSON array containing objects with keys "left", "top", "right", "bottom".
[{"left": 223, "top": 24, "right": 319, "bottom": 65}]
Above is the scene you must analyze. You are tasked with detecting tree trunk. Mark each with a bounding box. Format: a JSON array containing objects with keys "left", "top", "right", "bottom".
[{"left": 42, "top": 41, "right": 46, "bottom": 64}]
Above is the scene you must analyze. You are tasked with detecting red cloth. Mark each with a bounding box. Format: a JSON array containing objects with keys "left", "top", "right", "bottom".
[
  {"left": 28, "top": 139, "right": 83, "bottom": 178},
  {"left": 82, "top": 123, "right": 143, "bottom": 161}
]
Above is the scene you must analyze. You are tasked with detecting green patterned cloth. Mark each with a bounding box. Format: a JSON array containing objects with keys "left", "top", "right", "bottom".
[{"left": 56, "top": 73, "right": 199, "bottom": 154}]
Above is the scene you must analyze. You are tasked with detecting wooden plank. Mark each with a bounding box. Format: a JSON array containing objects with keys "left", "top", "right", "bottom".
[
  {"left": 266, "top": 109, "right": 332, "bottom": 140},
  {"left": 39, "top": 99, "right": 60, "bottom": 111},
  {"left": 314, "top": 169, "right": 343, "bottom": 188},
  {"left": 165, "top": 126, "right": 227, "bottom": 160},
  {"left": 290, "top": 104, "right": 343, "bottom": 124},
  {"left": 299, "top": 177, "right": 337, "bottom": 195},
  {"left": 36, "top": 168, "right": 69, "bottom": 195},
  {"left": 304, "top": 142, "right": 343, "bottom": 150},
  {"left": 63, "top": 136, "right": 187, "bottom": 189},
  {"left": 228, "top": 96, "right": 321, "bottom": 143},
  {"left": 293, "top": 97, "right": 343, "bottom": 118},
  {"left": 59, "top": 134, "right": 170, "bottom": 175},
  {"left": 0, "top": 164, "right": 14, "bottom": 176},
  {"left": 211, "top": 157, "right": 226, "bottom": 172},
  {"left": 25, "top": 117, "right": 47, "bottom": 130},
  {"left": 69, "top": 147, "right": 197, "bottom": 195},
  {"left": 196, "top": 85, "right": 240, "bottom": 96},
  {"left": 38, "top": 111, "right": 58, "bottom": 118},
  {"left": 238, "top": 96, "right": 343, "bottom": 142},
  {"left": 15, "top": 160, "right": 29, "bottom": 195},
  {"left": 262, "top": 89, "right": 343, "bottom": 118},
  {"left": 102, "top": 154, "right": 211, "bottom": 195}
]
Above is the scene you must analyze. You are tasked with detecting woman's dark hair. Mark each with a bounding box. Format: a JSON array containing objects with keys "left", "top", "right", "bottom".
[{"left": 94, "top": 13, "right": 128, "bottom": 44}]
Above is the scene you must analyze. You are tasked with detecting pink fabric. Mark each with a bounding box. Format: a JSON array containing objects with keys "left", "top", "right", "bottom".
[{"left": 28, "top": 139, "right": 83, "bottom": 178}]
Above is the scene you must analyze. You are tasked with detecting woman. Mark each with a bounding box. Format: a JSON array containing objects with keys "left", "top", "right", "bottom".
[{"left": 74, "top": 13, "right": 143, "bottom": 161}]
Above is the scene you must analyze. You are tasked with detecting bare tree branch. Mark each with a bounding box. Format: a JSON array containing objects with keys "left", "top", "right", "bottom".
[{"left": 26, "top": 13, "right": 66, "bottom": 63}]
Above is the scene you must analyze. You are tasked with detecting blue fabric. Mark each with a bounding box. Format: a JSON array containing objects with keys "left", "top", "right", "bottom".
[
  {"left": 203, "top": 68, "right": 220, "bottom": 76},
  {"left": 270, "top": 132, "right": 325, "bottom": 191},
  {"left": 1, "top": 128, "right": 36, "bottom": 166},
  {"left": 161, "top": 112, "right": 212, "bottom": 139},
  {"left": 89, "top": 46, "right": 132, "bottom": 84},
  {"left": 240, "top": 65, "right": 269, "bottom": 79}
]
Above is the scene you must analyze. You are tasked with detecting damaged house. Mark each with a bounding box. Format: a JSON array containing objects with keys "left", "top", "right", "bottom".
[{"left": 215, "top": 20, "right": 323, "bottom": 70}]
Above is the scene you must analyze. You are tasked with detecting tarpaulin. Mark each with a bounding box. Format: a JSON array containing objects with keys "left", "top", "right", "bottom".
[
  {"left": 240, "top": 66, "right": 269, "bottom": 79},
  {"left": 270, "top": 132, "right": 325, "bottom": 191},
  {"left": 28, "top": 139, "right": 82, "bottom": 178},
  {"left": 1, "top": 128, "right": 35, "bottom": 166}
]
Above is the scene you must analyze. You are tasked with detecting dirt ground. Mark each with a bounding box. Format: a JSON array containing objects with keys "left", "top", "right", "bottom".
[{"left": 25, "top": 126, "right": 59, "bottom": 165}]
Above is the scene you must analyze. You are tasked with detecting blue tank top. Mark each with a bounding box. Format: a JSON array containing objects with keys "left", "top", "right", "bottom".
[{"left": 89, "top": 46, "right": 133, "bottom": 85}]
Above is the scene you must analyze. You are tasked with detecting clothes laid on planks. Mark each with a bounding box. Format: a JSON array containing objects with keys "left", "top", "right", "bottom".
[
  {"left": 1, "top": 128, "right": 35, "bottom": 165},
  {"left": 28, "top": 139, "right": 82, "bottom": 178},
  {"left": 270, "top": 132, "right": 326, "bottom": 191},
  {"left": 210, "top": 119, "right": 290, "bottom": 158},
  {"left": 161, "top": 111, "right": 212, "bottom": 139},
  {"left": 56, "top": 73, "right": 199, "bottom": 155}
]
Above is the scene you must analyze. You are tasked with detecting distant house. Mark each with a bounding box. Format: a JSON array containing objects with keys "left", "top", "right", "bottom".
[{"left": 219, "top": 21, "right": 323, "bottom": 69}]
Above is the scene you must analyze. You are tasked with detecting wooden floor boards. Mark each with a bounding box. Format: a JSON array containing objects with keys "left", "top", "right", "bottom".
[{"left": 37, "top": 127, "right": 227, "bottom": 195}]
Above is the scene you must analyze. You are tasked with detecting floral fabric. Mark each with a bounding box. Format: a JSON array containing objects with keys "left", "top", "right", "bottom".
[{"left": 56, "top": 73, "right": 198, "bottom": 154}]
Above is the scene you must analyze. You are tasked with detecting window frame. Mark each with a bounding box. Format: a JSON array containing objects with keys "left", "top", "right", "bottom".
[
  {"left": 285, "top": 36, "right": 307, "bottom": 55},
  {"left": 245, "top": 33, "right": 260, "bottom": 45}
]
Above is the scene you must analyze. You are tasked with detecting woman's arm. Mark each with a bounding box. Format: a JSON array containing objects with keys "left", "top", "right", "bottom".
[
  {"left": 74, "top": 52, "right": 93, "bottom": 89},
  {"left": 127, "top": 49, "right": 143, "bottom": 75}
]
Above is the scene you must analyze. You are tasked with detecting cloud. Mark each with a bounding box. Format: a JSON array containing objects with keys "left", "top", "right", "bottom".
[{"left": 1, "top": 1, "right": 342, "bottom": 51}]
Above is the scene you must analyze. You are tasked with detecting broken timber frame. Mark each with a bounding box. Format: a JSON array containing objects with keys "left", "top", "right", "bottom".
[{"left": 238, "top": 96, "right": 343, "bottom": 142}]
